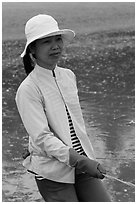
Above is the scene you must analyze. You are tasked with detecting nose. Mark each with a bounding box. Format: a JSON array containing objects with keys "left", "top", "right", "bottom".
[{"left": 51, "top": 40, "right": 59, "bottom": 50}]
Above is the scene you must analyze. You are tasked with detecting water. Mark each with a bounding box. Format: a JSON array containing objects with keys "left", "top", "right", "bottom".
[
  {"left": 80, "top": 92, "right": 135, "bottom": 202},
  {"left": 2, "top": 31, "right": 135, "bottom": 202}
]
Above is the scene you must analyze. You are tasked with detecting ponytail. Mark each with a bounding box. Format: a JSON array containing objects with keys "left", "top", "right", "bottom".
[{"left": 22, "top": 42, "right": 36, "bottom": 75}]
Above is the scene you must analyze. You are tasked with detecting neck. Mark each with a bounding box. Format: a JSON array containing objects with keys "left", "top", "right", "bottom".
[{"left": 36, "top": 61, "right": 56, "bottom": 71}]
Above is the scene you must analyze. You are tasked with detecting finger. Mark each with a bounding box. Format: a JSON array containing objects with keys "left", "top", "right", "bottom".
[
  {"left": 97, "top": 164, "right": 106, "bottom": 174},
  {"left": 96, "top": 171, "right": 105, "bottom": 179}
]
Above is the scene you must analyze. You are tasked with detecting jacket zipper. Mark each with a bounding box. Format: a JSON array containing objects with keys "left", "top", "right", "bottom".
[{"left": 52, "top": 70, "right": 67, "bottom": 107}]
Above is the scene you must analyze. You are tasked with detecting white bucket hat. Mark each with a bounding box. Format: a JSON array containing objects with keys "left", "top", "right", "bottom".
[{"left": 21, "top": 14, "right": 75, "bottom": 57}]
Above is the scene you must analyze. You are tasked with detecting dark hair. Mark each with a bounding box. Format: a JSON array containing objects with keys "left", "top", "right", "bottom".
[{"left": 23, "top": 42, "right": 36, "bottom": 75}]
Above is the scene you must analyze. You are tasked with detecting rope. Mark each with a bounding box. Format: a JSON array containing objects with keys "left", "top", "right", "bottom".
[{"left": 103, "top": 174, "right": 135, "bottom": 188}]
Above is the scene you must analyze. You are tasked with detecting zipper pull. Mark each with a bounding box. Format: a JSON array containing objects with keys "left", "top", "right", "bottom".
[{"left": 52, "top": 70, "right": 56, "bottom": 78}]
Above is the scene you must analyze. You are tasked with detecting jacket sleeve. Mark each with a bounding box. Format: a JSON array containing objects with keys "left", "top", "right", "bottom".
[{"left": 15, "top": 83, "right": 70, "bottom": 165}]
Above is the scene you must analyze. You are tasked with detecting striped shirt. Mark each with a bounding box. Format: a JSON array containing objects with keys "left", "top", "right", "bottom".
[{"left": 65, "top": 105, "right": 86, "bottom": 156}]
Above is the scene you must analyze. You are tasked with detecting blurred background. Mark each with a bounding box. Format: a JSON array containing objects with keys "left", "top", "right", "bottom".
[{"left": 2, "top": 2, "right": 135, "bottom": 202}]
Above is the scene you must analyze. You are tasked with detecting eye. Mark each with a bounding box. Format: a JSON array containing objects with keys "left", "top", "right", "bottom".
[
  {"left": 43, "top": 39, "right": 51, "bottom": 44},
  {"left": 56, "top": 36, "right": 62, "bottom": 42}
]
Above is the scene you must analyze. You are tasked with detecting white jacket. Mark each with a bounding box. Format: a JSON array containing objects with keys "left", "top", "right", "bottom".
[{"left": 15, "top": 64, "right": 95, "bottom": 183}]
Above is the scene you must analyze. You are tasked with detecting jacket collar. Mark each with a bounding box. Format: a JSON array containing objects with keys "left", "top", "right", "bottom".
[{"left": 34, "top": 64, "right": 58, "bottom": 78}]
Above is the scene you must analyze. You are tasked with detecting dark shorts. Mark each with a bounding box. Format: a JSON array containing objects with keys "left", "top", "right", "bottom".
[{"left": 35, "top": 170, "right": 111, "bottom": 202}]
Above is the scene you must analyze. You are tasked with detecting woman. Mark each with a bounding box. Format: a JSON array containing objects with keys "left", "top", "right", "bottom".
[{"left": 15, "top": 14, "right": 111, "bottom": 202}]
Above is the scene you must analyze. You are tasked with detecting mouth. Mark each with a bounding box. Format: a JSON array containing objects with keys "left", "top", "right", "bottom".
[{"left": 49, "top": 52, "right": 61, "bottom": 57}]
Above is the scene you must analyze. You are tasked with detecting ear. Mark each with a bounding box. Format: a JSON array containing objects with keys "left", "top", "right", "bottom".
[
  {"left": 28, "top": 42, "right": 36, "bottom": 58},
  {"left": 29, "top": 45, "right": 35, "bottom": 55},
  {"left": 29, "top": 53, "right": 36, "bottom": 64}
]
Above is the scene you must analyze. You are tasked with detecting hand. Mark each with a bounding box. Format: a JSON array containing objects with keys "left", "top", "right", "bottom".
[
  {"left": 83, "top": 158, "right": 106, "bottom": 179},
  {"left": 69, "top": 148, "right": 106, "bottom": 179}
]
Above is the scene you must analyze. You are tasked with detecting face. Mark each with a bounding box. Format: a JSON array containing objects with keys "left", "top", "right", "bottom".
[{"left": 30, "top": 35, "right": 64, "bottom": 70}]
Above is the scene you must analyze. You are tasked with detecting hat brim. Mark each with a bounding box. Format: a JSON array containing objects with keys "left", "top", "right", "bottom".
[{"left": 21, "top": 29, "right": 75, "bottom": 57}]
